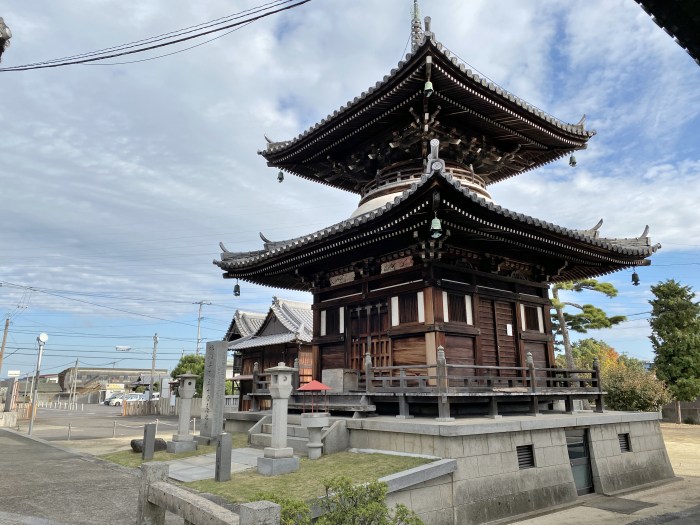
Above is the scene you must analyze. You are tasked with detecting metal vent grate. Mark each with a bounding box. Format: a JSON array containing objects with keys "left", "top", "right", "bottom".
[
  {"left": 517, "top": 444, "right": 535, "bottom": 469},
  {"left": 618, "top": 433, "right": 631, "bottom": 453}
]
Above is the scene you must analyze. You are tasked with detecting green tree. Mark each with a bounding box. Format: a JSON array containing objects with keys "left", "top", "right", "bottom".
[
  {"left": 170, "top": 354, "right": 205, "bottom": 396},
  {"left": 649, "top": 279, "right": 700, "bottom": 423},
  {"left": 551, "top": 280, "right": 626, "bottom": 370}
]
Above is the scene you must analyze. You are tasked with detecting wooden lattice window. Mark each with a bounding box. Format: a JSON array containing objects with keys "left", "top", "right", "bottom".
[
  {"left": 320, "top": 308, "right": 344, "bottom": 336},
  {"left": 516, "top": 444, "right": 535, "bottom": 469},
  {"left": 521, "top": 304, "right": 544, "bottom": 333},
  {"left": 391, "top": 292, "right": 424, "bottom": 326},
  {"left": 618, "top": 433, "right": 631, "bottom": 453},
  {"left": 443, "top": 292, "right": 474, "bottom": 325}
]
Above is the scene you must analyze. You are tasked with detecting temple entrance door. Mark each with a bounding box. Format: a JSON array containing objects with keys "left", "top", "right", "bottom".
[
  {"left": 349, "top": 303, "right": 391, "bottom": 372},
  {"left": 566, "top": 429, "right": 594, "bottom": 495},
  {"left": 478, "top": 299, "right": 518, "bottom": 375}
]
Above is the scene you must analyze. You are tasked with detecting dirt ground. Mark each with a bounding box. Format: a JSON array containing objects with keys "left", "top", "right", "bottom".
[{"left": 659, "top": 421, "right": 700, "bottom": 477}]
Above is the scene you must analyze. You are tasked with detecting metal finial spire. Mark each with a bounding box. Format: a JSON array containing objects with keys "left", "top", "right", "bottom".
[{"left": 410, "top": 0, "right": 422, "bottom": 52}]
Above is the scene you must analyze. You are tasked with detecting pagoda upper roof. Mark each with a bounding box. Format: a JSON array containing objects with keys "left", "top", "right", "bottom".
[
  {"left": 216, "top": 145, "right": 658, "bottom": 290},
  {"left": 260, "top": 26, "right": 595, "bottom": 194}
]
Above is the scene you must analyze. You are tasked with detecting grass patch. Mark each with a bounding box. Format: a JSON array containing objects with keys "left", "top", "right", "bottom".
[
  {"left": 98, "top": 432, "right": 248, "bottom": 468},
  {"left": 186, "top": 451, "right": 433, "bottom": 503}
]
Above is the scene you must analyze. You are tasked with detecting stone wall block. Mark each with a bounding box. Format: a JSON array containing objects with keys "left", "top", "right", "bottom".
[
  {"left": 404, "top": 433, "right": 422, "bottom": 454},
  {"left": 476, "top": 453, "right": 503, "bottom": 477},
  {"left": 419, "top": 434, "right": 436, "bottom": 456},
  {"left": 454, "top": 456, "right": 479, "bottom": 481},
  {"left": 487, "top": 433, "right": 513, "bottom": 454},
  {"left": 511, "top": 430, "right": 533, "bottom": 447},
  {"left": 462, "top": 435, "right": 489, "bottom": 457},
  {"left": 500, "top": 451, "right": 519, "bottom": 473},
  {"left": 349, "top": 429, "right": 369, "bottom": 450}
]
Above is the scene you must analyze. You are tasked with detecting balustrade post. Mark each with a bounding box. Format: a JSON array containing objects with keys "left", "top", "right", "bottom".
[
  {"left": 364, "top": 353, "right": 374, "bottom": 393},
  {"left": 593, "top": 357, "right": 604, "bottom": 413},
  {"left": 435, "top": 347, "right": 454, "bottom": 421},
  {"left": 250, "top": 362, "right": 260, "bottom": 412},
  {"left": 292, "top": 357, "right": 300, "bottom": 390},
  {"left": 526, "top": 352, "right": 540, "bottom": 416}
]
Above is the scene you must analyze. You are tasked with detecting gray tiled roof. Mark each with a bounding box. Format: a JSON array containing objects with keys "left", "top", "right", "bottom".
[
  {"left": 225, "top": 297, "right": 313, "bottom": 351},
  {"left": 217, "top": 166, "right": 658, "bottom": 273},
  {"left": 225, "top": 310, "right": 266, "bottom": 341}
]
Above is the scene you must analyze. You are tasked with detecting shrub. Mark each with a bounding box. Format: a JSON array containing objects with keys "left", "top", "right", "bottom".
[
  {"left": 254, "top": 492, "right": 311, "bottom": 525},
  {"left": 682, "top": 416, "right": 698, "bottom": 425},
  {"left": 603, "top": 366, "right": 672, "bottom": 412},
  {"left": 316, "top": 476, "right": 423, "bottom": 525}
]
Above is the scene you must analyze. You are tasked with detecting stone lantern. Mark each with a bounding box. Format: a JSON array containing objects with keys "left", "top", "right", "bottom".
[
  {"left": 166, "top": 371, "right": 198, "bottom": 453},
  {"left": 257, "top": 362, "right": 299, "bottom": 475}
]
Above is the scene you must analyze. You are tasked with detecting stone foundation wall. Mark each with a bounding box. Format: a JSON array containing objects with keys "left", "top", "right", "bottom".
[
  {"left": 589, "top": 419, "right": 674, "bottom": 493},
  {"left": 347, "top": 412, "right": 674, "bottom": 525}
]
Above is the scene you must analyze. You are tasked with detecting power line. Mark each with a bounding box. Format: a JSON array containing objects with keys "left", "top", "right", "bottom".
[{"left": 0, "top": 0, "right": 311, "bottom": 72}]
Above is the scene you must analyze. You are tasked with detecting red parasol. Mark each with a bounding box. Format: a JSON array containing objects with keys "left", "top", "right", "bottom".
[{"left": 297, "top": 380, "right": 331, "bottom": 413}]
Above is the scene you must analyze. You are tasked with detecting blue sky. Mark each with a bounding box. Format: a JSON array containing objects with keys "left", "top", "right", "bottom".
[{"left": 1, "top": 0, "right": 699, "bottom": 379}]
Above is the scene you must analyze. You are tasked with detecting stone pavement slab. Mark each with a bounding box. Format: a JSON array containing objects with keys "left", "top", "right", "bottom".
[{"left": 164, "top": 446, "right": 264, "bottom": 482}]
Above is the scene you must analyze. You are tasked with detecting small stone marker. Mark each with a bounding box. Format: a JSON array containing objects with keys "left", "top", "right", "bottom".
[
  {"left": 215, "top": 432, "right": 232, "bottom": 482},
  {"left": 142, "top": 423, "right": 156, "bottom": 460},
  {"left": 239, "top": 501, "right": 281, "bottom": 525}
]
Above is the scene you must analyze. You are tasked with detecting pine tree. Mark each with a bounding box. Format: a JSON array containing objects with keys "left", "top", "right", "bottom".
[{"left": 551, "top": 279, "right": 627, "bottom": 370}]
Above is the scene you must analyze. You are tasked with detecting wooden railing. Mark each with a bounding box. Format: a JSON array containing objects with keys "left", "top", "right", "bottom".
[{"left": 362, "top": 348, "right": 602, "bottom": 395}]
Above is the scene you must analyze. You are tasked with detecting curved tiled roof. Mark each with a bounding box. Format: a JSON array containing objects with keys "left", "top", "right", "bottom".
[
  {"left": 260, "top": 27, "right": 595, "bottom": 192},
  {"left": 215, "top": 155, "right": 659, "bottom": 289},
  {"left": 228, "top": 310, "right": 266, "bottom": 339},
  {"left": 225, "top": 298, "right": 313, "bottom": 351}
]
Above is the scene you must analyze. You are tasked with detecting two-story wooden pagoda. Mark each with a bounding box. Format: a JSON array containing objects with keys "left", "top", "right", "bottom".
[{"left": 214, "top": 15, "right": 659, "bottom": 417}]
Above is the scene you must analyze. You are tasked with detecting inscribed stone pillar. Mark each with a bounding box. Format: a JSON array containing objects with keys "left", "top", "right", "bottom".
[
  {"left": 4, "top": 378, "right": 17, "bottom": 412},
  {"left": 197, "top": 340, "right": 228, "bottom": 445}
]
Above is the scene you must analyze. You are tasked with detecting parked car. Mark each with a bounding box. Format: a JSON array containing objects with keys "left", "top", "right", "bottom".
[
  {"left": 108, "top": 394, "right": 125, "bottom": 406},
  {"left": 103, "top": 393, "right": 123, "bottom": 405},
  {"left": 110, "top": 393, "right": 144, "bottom": 406},
  {"left": 123, "top": 393, "right": 145, "bottom": 403}
]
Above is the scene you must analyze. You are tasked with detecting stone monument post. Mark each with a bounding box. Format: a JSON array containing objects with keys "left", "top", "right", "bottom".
[
  {"left": 257, "top": 362, "right": 299, "bottom": 476},
  {"left": 196, "top": 340, "right": 228, "bottom": 445},
  {"left": 166, "top": 372, "right": 198, "bottom": 453}
]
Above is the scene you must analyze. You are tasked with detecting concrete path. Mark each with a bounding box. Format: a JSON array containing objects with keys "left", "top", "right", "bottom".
[
  {"left": 0, "top": 429, "right": 183, "bottom": 525},
  {"left": 164, "top": 447, "right": 263, "bottom": 482}
]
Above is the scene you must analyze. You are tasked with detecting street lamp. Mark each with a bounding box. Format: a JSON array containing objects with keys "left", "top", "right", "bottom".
[{"left": 28, "top": 333, "right": 48, "bottom": 436}]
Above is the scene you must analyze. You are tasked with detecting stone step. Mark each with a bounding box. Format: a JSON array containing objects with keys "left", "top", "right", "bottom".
[
  {"left": 249, "top": 433, "right": 309, "bottom": 455},
  {"left": 263, "top": 423, "right": 328, "bottom": 438}
]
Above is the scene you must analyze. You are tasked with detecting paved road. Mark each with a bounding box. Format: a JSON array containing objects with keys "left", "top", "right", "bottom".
[{"left": 18, "top": 405, "right": 180, "bottom": 442}]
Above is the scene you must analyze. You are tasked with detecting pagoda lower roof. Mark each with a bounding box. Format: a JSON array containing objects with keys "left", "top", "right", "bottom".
[
  {"left": 215, "top": 161, "right": 659, "bottom": 291},
  {"left": 260, "top": 31, "right": 595, "bottom": 194}
]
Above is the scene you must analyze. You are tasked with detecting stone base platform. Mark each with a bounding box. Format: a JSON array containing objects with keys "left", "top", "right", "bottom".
[
  {"left": 257, "top": 456, "right": 299, "bottom": 476},
  {"left": 166, "top": 440, "right": 197, "bottom": 454}
]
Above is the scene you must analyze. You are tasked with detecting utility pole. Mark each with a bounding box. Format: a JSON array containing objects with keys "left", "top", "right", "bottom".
[
  {"left": 0, "top": 316, "right": 9, "bottom": 376},
  {"left": 28, "top": 333, "right": 48, "bottom": 436},
  {"left": 70, "top": 358, "right": 79, "bottom": 407},
  {"left": 149, "top": 333, "right": 158, "bottom": 405},
  {"left": 193, "top": 301, "right": 211, "bottom": 356}
]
